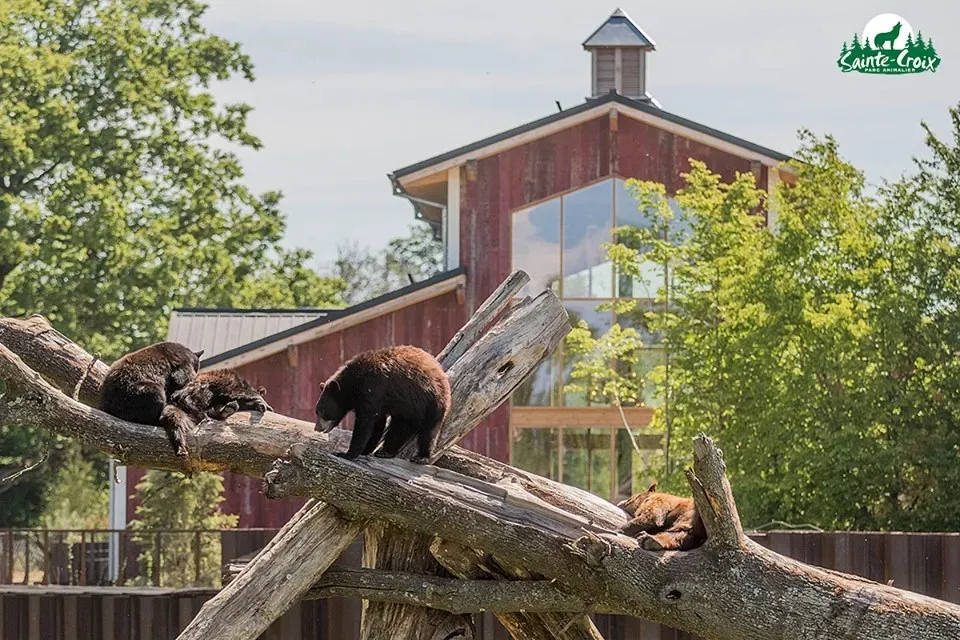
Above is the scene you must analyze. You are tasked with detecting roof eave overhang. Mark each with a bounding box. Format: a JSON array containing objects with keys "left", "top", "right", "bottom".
[
  {"left": 390, "top": 93, "right": 796, "bottom": 189},
  {"left": 201, "top": 269, "right": 467, "bottom": 371}
]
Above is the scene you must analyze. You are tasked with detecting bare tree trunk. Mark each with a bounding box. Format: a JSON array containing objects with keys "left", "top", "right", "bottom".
[{"left": 5, "top": 306, "right": 960, "bottom": 639}]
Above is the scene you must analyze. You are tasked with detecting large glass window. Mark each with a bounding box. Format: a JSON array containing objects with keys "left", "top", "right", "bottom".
[
  {"left": 562, "top": 181, "right": 614, "bottom": 299},
  {"left": 512, "top": 198, "right": 561, "bottom": 299},
  {"left": 510, "top": 177, "right": 675, "bottom": 410},
  {"left": 509, "top": 176, "right": 683, "bottom": 502}
]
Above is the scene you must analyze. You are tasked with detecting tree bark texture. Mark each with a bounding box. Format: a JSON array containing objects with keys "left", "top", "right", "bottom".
[
  {"left": 222, "top": 565, "right": 605, "bottom": 615},
  {"left": 5, "top": 313, "right": 960, "bottom": 638},
  {"left": 176, "top": 499, "right": 363, "bottom": 640},
  {"left": 431, "top": 540, "right": 604, "bottom": 640}
]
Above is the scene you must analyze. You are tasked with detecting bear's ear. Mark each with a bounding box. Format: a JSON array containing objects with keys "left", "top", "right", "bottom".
[
  {"left": 257, "top": 386, "right": 267, "bottom": 397},
  {"left": 194, "top": 349, "right": 205, "bottom": 358},
  {"left": 645, "top": 482, "right": 658, "bottom": 493},
  {"left": 317, "top": 381, "right": 326, "bottom": 393}
]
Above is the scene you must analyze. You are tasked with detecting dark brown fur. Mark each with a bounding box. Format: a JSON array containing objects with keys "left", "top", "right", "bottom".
[
  {"left": 314, "top": 345, "right": 450, "bottom": 464},
  {"left": 616, "top": 482, "right": 707, "bottom": 551},
  {"left": 99, "top": 342, "right": 204, "bottom": 457},
  {"left": 162, "top": 368, "right": 272, "bottom": 431}
]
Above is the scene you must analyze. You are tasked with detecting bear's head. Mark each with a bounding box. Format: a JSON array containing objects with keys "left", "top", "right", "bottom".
[
  {"left": 231, "top": 375, "right": 272, "bottom": 414},
  {"left": 314, "top": 380, "right": 345, "bottom": 433},
  {"left": 616, "top": 481, "right": 658, "bottom": 516}
]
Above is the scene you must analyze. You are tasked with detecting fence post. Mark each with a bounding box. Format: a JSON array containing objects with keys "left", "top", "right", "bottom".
[
  {"left": 154, "top": 532, "right": 161, "bottom": 586},
  {"left": 194, "top": 531, "right": 201, "bottom": 585},
  {"left": 79, "top": 531, "right": 86, "bottom": 586},
  {"left": 43, "top": 530, "right": 49, "bottom": 585}
]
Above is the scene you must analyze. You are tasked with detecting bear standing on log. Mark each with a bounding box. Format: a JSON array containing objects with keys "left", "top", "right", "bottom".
[
  {"left": 314, "top": 345, "right": 450, "bottom": 464},
  {"left": 99, "top": 341, "right": 204, "bottom": 457}
]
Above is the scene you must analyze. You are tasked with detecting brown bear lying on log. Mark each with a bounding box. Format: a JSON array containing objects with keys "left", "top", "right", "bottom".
[
  {"left": 161, "top": 368, "right": 272, "bottom": 443},
  {"left": 314, "top": 345, "right": 450, "bottom": 464},
  {"left": 100, "top": 342, "right": 270, "bottom": 457},
  {"left": 617, "top": 482, "right": 707, "bottom": 551}
]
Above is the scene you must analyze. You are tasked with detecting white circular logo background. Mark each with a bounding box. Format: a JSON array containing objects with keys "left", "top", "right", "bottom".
[{"left": 861, "top": 13, "right": 914, "bottom": 49}]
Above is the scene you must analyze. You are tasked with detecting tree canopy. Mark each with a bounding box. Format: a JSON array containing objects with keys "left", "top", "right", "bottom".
[
  {"left": 0, "top": 0, "right": 347, "bottom": 526},
  {"left": 331, "top": 222, "right": 444, "bottom": 305},
  {"left": 0, "top": 0, "right": 345, "bottom": 360},
  {"left": 579, "top": 103, "right": 960, "bottom": 531}
]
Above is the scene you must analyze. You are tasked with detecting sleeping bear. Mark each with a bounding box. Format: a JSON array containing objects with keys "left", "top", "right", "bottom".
[
  {"left": 164, "top": 368, "right": 272, "bottom": 425},
  {"left": 617, "top": 482, "right": 707, "bottom": 551},
  {"left": 314, "top": 345, "right": 450, "bottom": 464},
  {"left": 99, "top": 341, "right": 204, "bottom": 457}
]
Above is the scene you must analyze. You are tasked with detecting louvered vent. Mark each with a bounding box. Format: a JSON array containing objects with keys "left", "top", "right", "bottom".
[
  {"left": 621, "top": 48, "right": 643, "bottom": 97},
  {"left": 596, "top": 49, "right": 616, "bottom": 95}
]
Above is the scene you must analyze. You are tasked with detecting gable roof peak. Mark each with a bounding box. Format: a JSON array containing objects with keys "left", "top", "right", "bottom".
[{"left": 582, "top": 8, "right": 656, "bottom": 49}]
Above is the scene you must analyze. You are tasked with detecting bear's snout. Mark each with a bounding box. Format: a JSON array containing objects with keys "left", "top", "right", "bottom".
[{"left": 315, "top": 417, "right": 337, "bottom": 433}]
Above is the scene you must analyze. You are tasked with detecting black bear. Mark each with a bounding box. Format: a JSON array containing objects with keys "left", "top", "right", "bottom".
[
  {"left": 159, "top": 369, "right": 272, "bottom": 447},
  {"left": 99, "top": 341, "right": 204, "bottom": 457},
  {"left": 616, "top": 482, "right": 707, "bottom": 551},
  {"left": 168, "top": 368, "right": 272, "bottom": 421},
  {"left": 314, "top": 345, "right": 450, "bottom": 464}
]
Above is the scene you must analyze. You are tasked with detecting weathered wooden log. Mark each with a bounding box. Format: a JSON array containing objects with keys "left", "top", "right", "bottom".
[
  {"left": 6, "top": 314, "right": 960, "bottom": 637},
  {"left": 431, "top": 540, "right": 605, "bottom": 640},
  {"left": 176, "top": 499, "right": 363, "bottom": 640},
  {"left": 0, "top": 311, "right": 624, "bottom": 527},
  {"left": 0, "top": 314, "right": 109, "bottom": 406},
  {"left": 222, "top": 565, "right": 604, "bottom": 615}
]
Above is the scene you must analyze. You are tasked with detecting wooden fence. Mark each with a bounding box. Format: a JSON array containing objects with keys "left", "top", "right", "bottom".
[{"left": 2, "top": 530, "right": 959, "bottom": 639}]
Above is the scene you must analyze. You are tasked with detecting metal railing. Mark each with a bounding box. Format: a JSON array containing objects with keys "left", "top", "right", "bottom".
[{"left": 0, "top": 528, "right": 277, "bottom": 588}]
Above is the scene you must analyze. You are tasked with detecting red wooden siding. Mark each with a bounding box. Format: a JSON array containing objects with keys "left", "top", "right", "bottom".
[
  {"left": 126, "top": 290, "right": 468, "bottom": 529},
  {"left": 457, "top": 112, "right": 782, "bottom": 472},
  {"left": 459, "top": 112, "right": 769, "bottom": 319}
]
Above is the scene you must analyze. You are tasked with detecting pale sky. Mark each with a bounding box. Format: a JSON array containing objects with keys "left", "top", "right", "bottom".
[{"left": 201, "top": 1, "right": 960, "bottom": 274}]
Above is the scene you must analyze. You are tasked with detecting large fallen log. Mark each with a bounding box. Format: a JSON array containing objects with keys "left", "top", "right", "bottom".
[
  {"left": 222, "top": 565, "right": 607, "bottom": 615},
  {"left": 1, "top": 278, "right": 604, "bottom": 640},
  {"left": 0, "top": 312, "right": 625, "bottom": 527},
  {"left": 5, "top": 311, "right": 960, "bottom": 638}
]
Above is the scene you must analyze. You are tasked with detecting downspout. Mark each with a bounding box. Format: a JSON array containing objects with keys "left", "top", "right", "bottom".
[{"left": 387, "top": 173, "right": 449, "bottom": 272}]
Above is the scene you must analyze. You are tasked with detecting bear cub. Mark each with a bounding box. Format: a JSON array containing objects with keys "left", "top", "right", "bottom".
[
  {"left": 166, "top": 368, "right": 272, "bottom": 424},
  {"left": 314, "top": 345, "right": 450, "bottom": 464},
  {"left": 99, "top": 341, "right": 204, "bottom": 457},
  {"left": 617, "top": 482, "right": 707, "bottom": 551}
]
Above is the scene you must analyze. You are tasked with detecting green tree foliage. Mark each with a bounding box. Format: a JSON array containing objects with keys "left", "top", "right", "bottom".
[
  {"left": 332, "top": 222, "right": 444, "bottom": 305},
  {"left": 0, "top": 0, "right": 345, "bottom": 527},
  {"left": 39, "top": 442, "right": 109, "bottom": 530},
  {"left": 128, "top": 470, "right": 238, "bottom": 587},
  {"left": 587, "top": 106, "right": 960, "bottom": 531}
]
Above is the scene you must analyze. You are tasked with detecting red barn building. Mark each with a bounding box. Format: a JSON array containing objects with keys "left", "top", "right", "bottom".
[{"left": 121, "top": 8, "right": 795, "bottom": 529}]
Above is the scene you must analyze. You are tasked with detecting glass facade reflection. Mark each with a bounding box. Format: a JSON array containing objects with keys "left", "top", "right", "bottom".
[{"left": 509, "top": 177, "right": 682, "bottom": 501}]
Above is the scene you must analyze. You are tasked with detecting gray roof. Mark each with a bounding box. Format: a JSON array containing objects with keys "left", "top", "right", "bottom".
[
  {"left": 389, "top": 92, "right": 792, "bottom": 181},
  {"left": 194, "top": 267, "right": 467, "bottom": 368},
  {"left": 582, "top": 8, "right": 655, "bottom": 49},
  {"left": 167, "top": 308, "right": 342, "bottom": 361}
]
